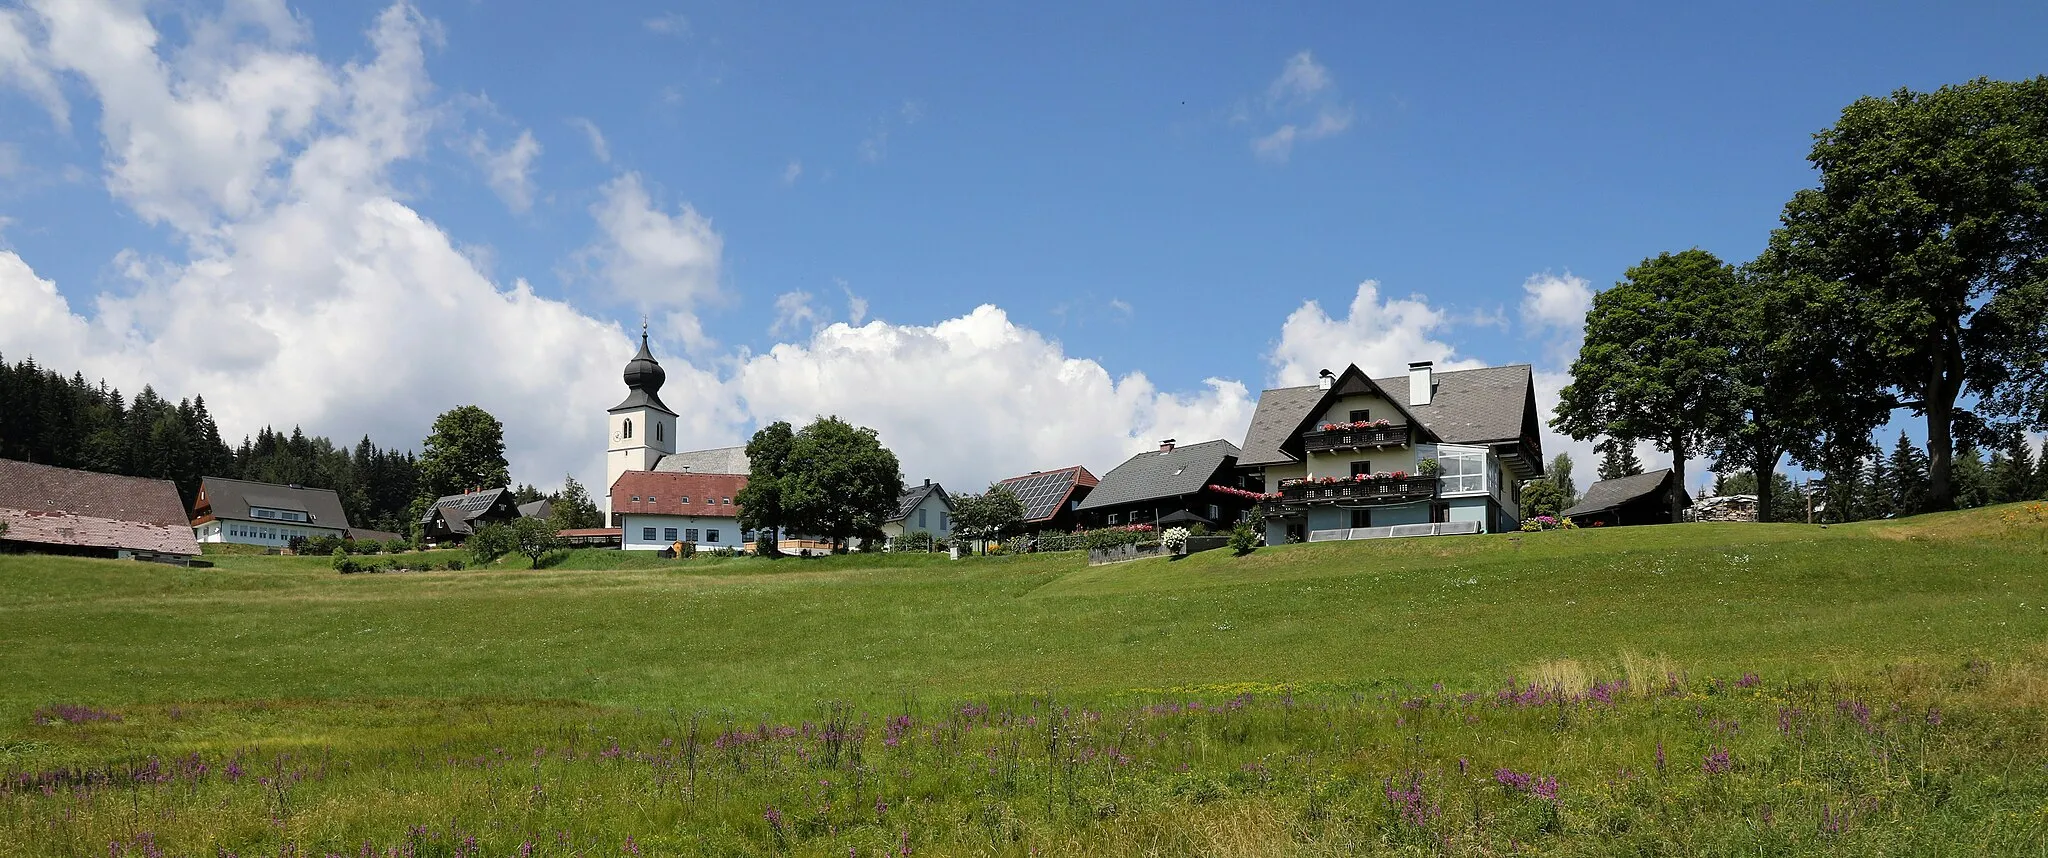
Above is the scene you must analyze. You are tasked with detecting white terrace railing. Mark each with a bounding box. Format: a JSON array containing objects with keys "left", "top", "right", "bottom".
[{"left": 1306, "top": 520, "right": 1482, "bottom": 543}]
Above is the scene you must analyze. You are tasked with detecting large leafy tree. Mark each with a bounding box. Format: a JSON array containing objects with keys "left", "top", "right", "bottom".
[
  {"left": 779, "top": 417, "right": 903, "bottom": 553},
  {"left": 1519, "top": 479, "right": 1568, "bottom": 520},
  {"left": 952, "top": 485, "right": 1025, "bottom": 553},
  {"left": 1770, "top": 77, "right": 2048, "bottom": 510},
  {"left": 1554, "top": 250, "right": 1741, "bottom": 522},
  {"left": 736, "top": 421, "right": 796, "bottom": 555},
  {"left": 418, "top": 406, "right": 510, "bottom": 500}
]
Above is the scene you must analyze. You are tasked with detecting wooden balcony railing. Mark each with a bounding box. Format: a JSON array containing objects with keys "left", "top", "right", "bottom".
[
  {"left": 1301, "top": 423, "right": 1411, "bottom": 454},
  {"left": 1264, "top": 475, "right": 1439, "bottom": 510}
]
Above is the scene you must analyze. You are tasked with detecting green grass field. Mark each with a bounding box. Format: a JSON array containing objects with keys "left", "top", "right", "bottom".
[{"left": 4, "top": 505, "right": 2048, "bottom": 855}]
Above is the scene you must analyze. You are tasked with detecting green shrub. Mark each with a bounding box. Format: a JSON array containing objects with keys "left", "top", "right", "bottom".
[
  {"left": 1227, "top": 521, "right": 1259, "bottom": 556},
  {"left": 469, "top": 523, "right": 513, "bottom": 565},
  {"left": 331, "top": 548, "right": 359, "bottom": 574},
  {"left": 384, "top": 538, "right": 410, "bottom": 555}
]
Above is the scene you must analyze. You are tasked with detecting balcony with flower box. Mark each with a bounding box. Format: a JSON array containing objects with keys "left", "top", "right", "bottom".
[
  {"left": 1301, "top": 421, "right": 1411, "bottom": 454},
  {"left": 1263, "top": 473, "right": 1439, "bottom": 511}
]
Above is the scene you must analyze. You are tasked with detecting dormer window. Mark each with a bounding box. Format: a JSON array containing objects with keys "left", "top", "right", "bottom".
[{"left": 680, "top": 496, "right": 689, "bottom": 504}]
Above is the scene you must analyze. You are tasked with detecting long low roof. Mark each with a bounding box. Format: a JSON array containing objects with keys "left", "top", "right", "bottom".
[
  {"left": 1562, "top": 469, "right": 1686, "bottom": 518},
  {"left": 0, "top": 459, "right": 198, "bottom": 555}
]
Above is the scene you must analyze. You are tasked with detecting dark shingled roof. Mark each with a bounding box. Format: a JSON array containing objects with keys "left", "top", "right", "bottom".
[
  {"left": 419, "top": 487, "right": 512, "bottom": 526},
  {"left": 1075, "top": 440, "right": 1240, "bottom": 511},
  {"left": 0, "top": 459, "right": 199, "bottom": 555},
  {"left": 197, "top": 477, "right": 352, "bottom": 529},
  {"left": 889, "top": 482, "right": 951, "bottom": 523},
  {"left": 1562, "top": 468, "right": 1687, "bottom": 518},
  {"left": 995, "top": 466, "right": 1099, "bottom": 523},
  {"left": 1238, "top": 365, "right": 1536, "bottom": 467}
]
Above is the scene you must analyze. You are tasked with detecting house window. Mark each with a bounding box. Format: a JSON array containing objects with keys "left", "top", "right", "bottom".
[
  {"left": 632, "top": 495, "right": 640, "bottom": 503},
  {"left": 641, "top": 527, "right": 656, "bottom": 541},
  {"left": 707, "top": 529, "right": 720, "bottom": 543},
  {"left": 623, "top": 418, "right": 633, "bottom": 439},
  {"left": 1349, "top": 409, "right": 1370, "bottom": 423},
  {"left": 1351, "top": 509, "right": 1373, "bottom": 528},
  {"left": 648, "top": 496, "right": 656, "bottom": 504},
  {"left": 1208, "top": 504, "right": 1221, "bottom": 521},
  {"left": 1108, "top": 513, "right": 1120, "bottom": 525},
  {"left": 685, "top": 528, "right": 699, "bottom": 541},
  {"left": 256, "top": 510, "right": 274, "bottom": 519},
  {"left": 917, "top": 509, "right": 928, "bottom": 529},
  {"left": 723, "top": 497, "right": 731, "bottom": 505},
  {"left": 680, "top": 496, "right": 689, "bottom": 504},
  {"left": 663, "top": 527, "right": 678, "bottom": 541},
  {"left": 1438, "top": 448, "right": 1486, "bottom": 494},
  {"left": 939, "top": 512, "right": 949, "bottom": 530},
  {"left": 1351, "top": 461, "right": 1372, "bottom": 477}
]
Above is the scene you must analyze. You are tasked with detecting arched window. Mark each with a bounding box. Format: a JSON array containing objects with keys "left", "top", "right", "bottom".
[
  {"left": 622, "top": 418, "right": 634, "bottom": 439},
  {"left": 655, "top": 422, "right": 664, "bottom": 442}
]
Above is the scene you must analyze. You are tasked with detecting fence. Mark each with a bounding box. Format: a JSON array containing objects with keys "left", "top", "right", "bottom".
[
  {"left": 1087, "top": 542, "right": 1164, "bottom": 566},
  {"left": 1305, "top": 520, "right": 1482, "bottom": 543}
]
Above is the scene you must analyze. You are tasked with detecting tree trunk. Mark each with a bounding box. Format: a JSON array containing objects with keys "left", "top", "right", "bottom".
[
  {"left": 1669, "top": 439, "right": 1688, "bottom": 523},
  {"left": 1753, "top": 444, "right": 1781, "bottom": 524},
  {"left": 1924, "top": 344, "right": 1962, "bottom": 511}
]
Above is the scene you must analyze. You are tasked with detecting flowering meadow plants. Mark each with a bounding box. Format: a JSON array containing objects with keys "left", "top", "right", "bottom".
[{"left": 8, "top": 664, "right": 2048, "bottom": 856}]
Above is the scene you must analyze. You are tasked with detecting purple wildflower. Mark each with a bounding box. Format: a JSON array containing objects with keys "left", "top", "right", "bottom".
[
  {"left": 1702, "top": 747, "right": 1732, "bottom": 775},
  {"left": 1736, "top": 672, "right": 1761, "bottom": 689}
]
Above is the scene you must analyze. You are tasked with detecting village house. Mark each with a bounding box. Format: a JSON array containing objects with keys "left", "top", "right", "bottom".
[
  {"left": 190, "top": 477, "right": 352, "bottom": 548},
  {"left": 1567, "top": 469, "right": 1693, "bottom": 526},
  {"left": 882, "top": 479, "right": 953, "bottom": 541},
  {"left": 419, "top": 487, "right": 524, "bottom": 544},
  {"left": 1073, "top": 439, "right": 1257, "bottom": 530},
  {"left": 0, "top": 459, "right": 199, "bottom": 560},
  {"left": 610, "top": 471, "right": 748, "bottom": 551},
  {"left": 1236, "top": 361, "right": 1544, "bottom": 542},
  {"left": 994, "top": 465, "right": 1098, "bottom": 533}
]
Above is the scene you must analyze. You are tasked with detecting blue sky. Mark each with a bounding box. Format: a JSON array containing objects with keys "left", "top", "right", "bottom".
[{"left": 2, "top": 1, "right": 2045, "bottom": 491}]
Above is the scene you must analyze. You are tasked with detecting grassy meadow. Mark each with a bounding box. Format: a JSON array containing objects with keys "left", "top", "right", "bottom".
[{"left": 4, "top": 505, "right": 2048, "bottom": 855}]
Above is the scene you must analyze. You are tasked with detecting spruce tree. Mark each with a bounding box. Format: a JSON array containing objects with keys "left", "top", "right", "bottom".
[
  {"left": 1992, "top": 439, "right": 2035, "bottom": 504},
  {"left": 1858, "top": 452, "right": 1895, "bottom": 520},
  {"left": 1887, "top": 432, "right": 1929, "bottom": 516},
  {"left": 1597, "top": 438, "right": 1645, "bottom": 481},
  {"left": 1952, "top": 445, "right": 1991, "bottom": 509}
]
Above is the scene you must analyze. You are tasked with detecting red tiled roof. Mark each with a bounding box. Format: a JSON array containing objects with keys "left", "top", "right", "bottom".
[{"left": 610, "top": 471, "right": 747, "bottom": 517}]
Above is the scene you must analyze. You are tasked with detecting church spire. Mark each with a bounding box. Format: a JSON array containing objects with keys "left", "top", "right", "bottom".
[{"left": 611, "top": 326, "right": 672, "bottom": 414}]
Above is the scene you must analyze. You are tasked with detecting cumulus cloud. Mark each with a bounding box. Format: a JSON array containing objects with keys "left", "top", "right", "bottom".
[
  {"left": 1519, "top": 271, "right": 1594, "bottom": 366},
  {"left": 1266, "top": 281, "right": 1478, "bottom": 386},
  {"left": 470, "top": 128, "right": 540, "bottom": 212},
  {"left": 770, "top": 290, "right": 821, "bottom": 336},
  {"left": 0, "top": 1, "right": 743, "bottom": 495},
  {"left": 1248, "top": 50, "right": 1353, "bottom": 163},
  {"left": 781, "top": 159, "right": 802, "bottom": 186},
  {"left": 581, "top": 171, "right": 724, "bottom": 344},
  {"left": 732, "top": 306, "right": 1256, "bottom": 488},
  {"left": 0, "top": 7, "right": 67, "bottom": 129}
]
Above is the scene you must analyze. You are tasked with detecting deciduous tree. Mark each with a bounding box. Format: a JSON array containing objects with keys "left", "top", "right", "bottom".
[
  {"left": 736, "top": 421, "right": 795, "bottom": 555},
  {"left": 1771, "top": 77, "right": 2048, "bottom": 510},
  {"left": 418, "top": 406, "right": 509, "bottom": 500},
  {"left": 779, "top": 417, "right": 903, "bottom": 553},
  {"left": 1555, "top": 250, "right": 1741, "bottom": 522}
]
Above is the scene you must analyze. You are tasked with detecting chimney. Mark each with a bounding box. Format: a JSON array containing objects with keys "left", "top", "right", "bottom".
[
  {"left": 1408, "top": 361, "right": 1434, "bottom": 406},
  {"left": 923, "top": 478, "right": 931, "bottom": 487},
  {"left": 1317, "top": 369, "right": 1334, "bottom": 390},
  {"left": 1159, "top": 439, "right": 1177, "bottom": 454}
]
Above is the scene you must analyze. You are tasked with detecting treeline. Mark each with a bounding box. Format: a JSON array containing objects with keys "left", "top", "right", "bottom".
[
  {"left": 1, "top": 355, "right": 420, "bottom": 533},
  {"left": 1555, "top": 77, "right": 2048, "bottom": 522}
]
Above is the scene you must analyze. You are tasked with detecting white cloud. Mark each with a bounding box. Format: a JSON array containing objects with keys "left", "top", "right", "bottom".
[
  {"left": 0, "top": 1, "right": 740, "bottom": 497},
  {"left": 841, "top": 280, "right": 867, "bottom": 326},
  {"left": 643, "top": 12, "right": 688, "bottom": 37},
  {"left": 781, "top": 159, "right": 802, "bottom": 186},
  {"left": 731, "top": 306, "right": 1256, "bottom": 488},
  {"left": 1266, "top": 280, "right": 1477, "bottom": 386},
  {"left": 569, "top": 117, "right": 609, "bottom": 163},
  {"left": 1248, "top": 50, "right": 1353, "bottom": 163},
  {"left": 581, "top": 171, "right": 724, "bottom": 345},
  {"left": 1519, "top": 271, "right": 1593, "bottom": 366},
  {"left": 770, "top": 290, "right": 820, "bottom": 336},
  {"left": 0, "top": 7, "right": 68, "bottom": 129},
  {"left": 470, "top": 128, "right": 540, "bottom": 212}
]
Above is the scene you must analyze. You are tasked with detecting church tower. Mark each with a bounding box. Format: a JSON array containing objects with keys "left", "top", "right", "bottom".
[{"left": 605, "top": 329, "right": 677, "bottom": 517}]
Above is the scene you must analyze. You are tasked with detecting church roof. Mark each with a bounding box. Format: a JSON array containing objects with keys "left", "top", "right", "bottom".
[
  {"left": 611, "top": 332, "right": 674, "bottom": 414},
  {"left": 653, "top": 446, "right": 751, "bottom": 476}
]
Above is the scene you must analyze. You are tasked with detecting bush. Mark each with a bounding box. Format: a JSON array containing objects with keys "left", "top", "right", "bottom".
[
  {"left": 889, "top": 531, "right": 938, "bottom": 553},
  {"left": 1227, "top": 521, "right": 1260, "bottom": 556},
  {"left": 468, "top": 523, "right": 513, "bottom": 565},
  {"left": 445, "top": 559, "right": 465, "bottom": 571},
  {"left": 331, "top": 548, "right": 359, "bottom": 575},
  {"left": 353, "top": 539, "right": 381, "bottom": 556},
  {"left": 384, "top": 538, "right": 410, "bottom": 554},
  {"left": 1162, "top": 527, "right": 1191, "bottom": 553}
]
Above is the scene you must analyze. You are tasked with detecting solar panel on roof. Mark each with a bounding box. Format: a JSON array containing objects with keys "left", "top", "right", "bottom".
[{"left": 999, "top": 469, "right": 1079, "bottom": 522}]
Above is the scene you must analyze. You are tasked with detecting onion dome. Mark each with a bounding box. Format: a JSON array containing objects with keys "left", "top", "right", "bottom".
[{"left": 609, "top": 330, "right": 675, "bottom": 414}]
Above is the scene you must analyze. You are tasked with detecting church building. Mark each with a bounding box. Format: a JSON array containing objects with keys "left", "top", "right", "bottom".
[{"left": 603, "top": 330, "right": 754, "bottom": 551}]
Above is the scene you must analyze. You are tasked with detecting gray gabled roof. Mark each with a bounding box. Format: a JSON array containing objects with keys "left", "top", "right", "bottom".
[
  {"left": 1075, "top": 440, "right": 1240, "bottom": 511},
  {"left": 1562, "top": 468, "right": 1687, "bottom": 518},
  {"left": 199, "top": 476, "right": 352, "bottom": 529},
  {"left": 1238, "top": 364, "right": 1537, "bottom": 467},
  {"left": 419, "top": 487, "right": 512, "bottom": 524},
  {"left": 889, "top": 482, "right": 951, "bottom": 523},
  {"left": 652, "top": 445, "right": 751, "bottom": 476}
]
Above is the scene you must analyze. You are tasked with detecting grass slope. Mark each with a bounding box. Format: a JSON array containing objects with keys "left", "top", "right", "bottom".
[{"left": 3, "top": 505, "right": 2047, "bottom": 855}]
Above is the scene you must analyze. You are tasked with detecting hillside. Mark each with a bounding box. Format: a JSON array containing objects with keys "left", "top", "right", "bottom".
[{"left": 3, "top": 505, "right": 2047, "bottom": 855}]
